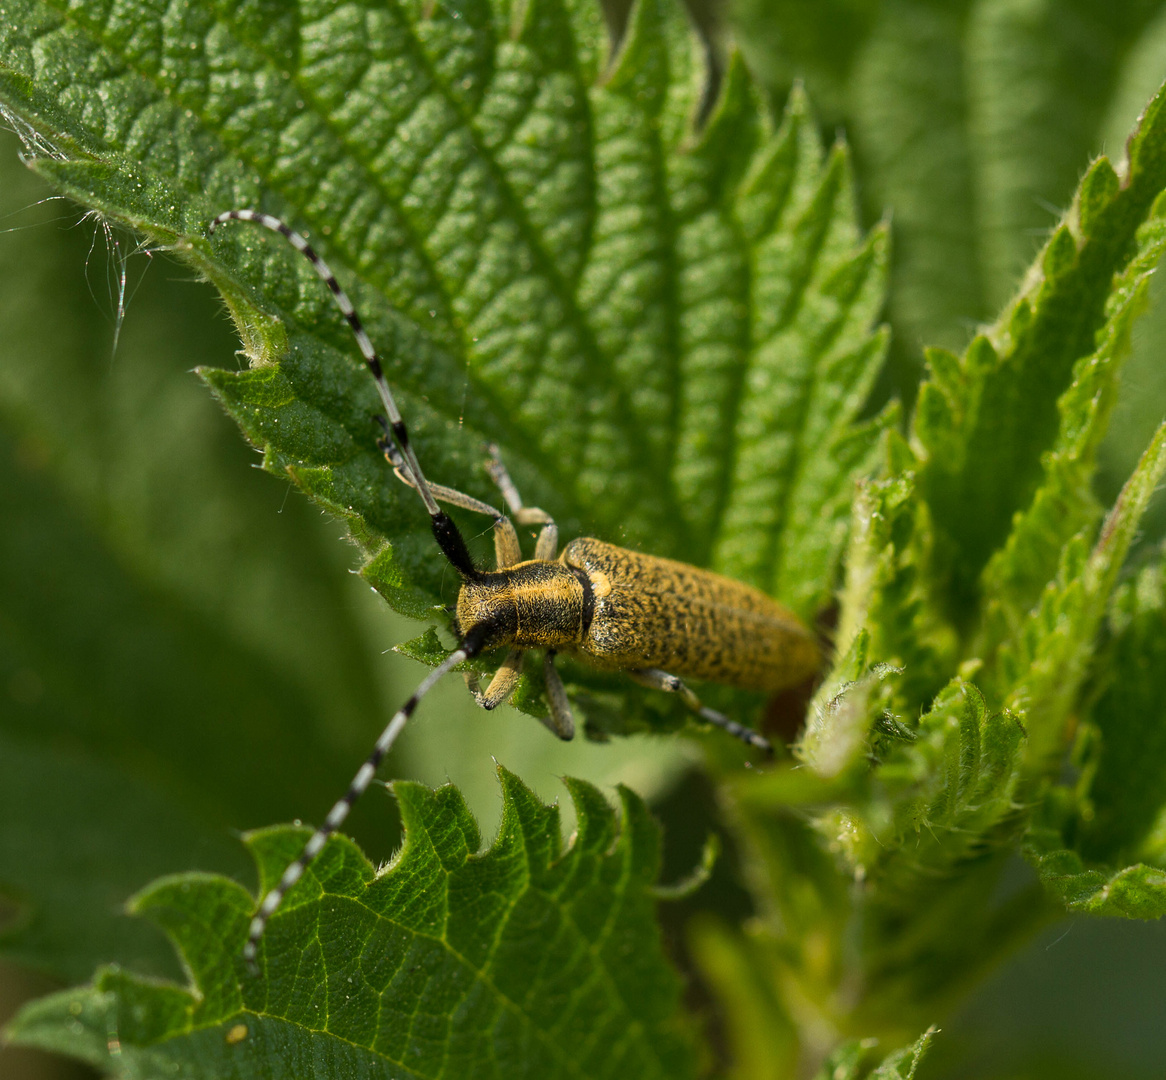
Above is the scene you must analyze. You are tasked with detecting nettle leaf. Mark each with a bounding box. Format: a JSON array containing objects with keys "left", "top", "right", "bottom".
[
  {"left": 862, "top": 680, "right": 1027, "bottom": 887},
  {"left": 734, "top": 0, "right": 1166, "bottom": 418},
  {"left": 702, "top": 82, "right": 1166, "bottom": 1047},
  {"left": 7, "top": 767, "right": 695, "bottom": 1080},
  {"left": 0, "top": 0, "right": 887, "bottom": 735},
  {"left": 0, "top": 136, "right": 430, "bottom": 980},
  {"left": 1080, "top": 556, "right": 1166, "bottom": 862},
  {"left": 0, "top": 7, "right": 889, "bottom": 1070},
  {"left": 832, "top": 451, "right": 956, "bottom": 715},
  {"left": 912, "top": 81, "right": 1166, "bottom": 619},
  {"left": 796, "top": 629, "right": 901, "bottom": 783},
  {"left": 825, "top": 93, "right": 1166, "bottom": 920},
  {"left": 798, "top": 81, "right": 1166, "bottom": 787},
  {"left": 1024, "top": 828, "right": 1166, "bottom": 920},
  {"left": 850, "top": 420, "right": 1166, "bottom": 935},
  {"left": 977, "top": 195, "right": 1166, "bottom": 661},
  {"left": 705, "top": 86, "right": 893, "bottom": 616},
  {"left": 1012, "top": 547, "right": 1166, "bottom": 926},
  {"left": 996, "top": 422, "right": 1166, "bottom": 766}
]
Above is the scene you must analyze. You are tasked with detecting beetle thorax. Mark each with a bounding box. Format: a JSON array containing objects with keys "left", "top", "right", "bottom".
[{"left": 456, "top": 560, "right": 588, "bottom": 652}]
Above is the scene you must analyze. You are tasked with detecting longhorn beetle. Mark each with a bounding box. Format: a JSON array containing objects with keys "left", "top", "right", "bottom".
[{"left": 208, "top": 210, "right": 822, "bottom": 966}]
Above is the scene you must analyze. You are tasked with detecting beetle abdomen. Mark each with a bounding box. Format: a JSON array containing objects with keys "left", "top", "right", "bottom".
[{"left": 560, "top": 538, "right": 819, "bottom": 692}]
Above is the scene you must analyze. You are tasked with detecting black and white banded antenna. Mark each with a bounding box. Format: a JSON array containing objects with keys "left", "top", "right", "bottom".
[
  {"left": 208, "top": 210, "right": 488, "bottom": 968},
  {"left": 208, "top": 210, "right": 479, "bottom": 580},
  {"left": 240, "top": 646, "right": 474, "bottom": 967}
]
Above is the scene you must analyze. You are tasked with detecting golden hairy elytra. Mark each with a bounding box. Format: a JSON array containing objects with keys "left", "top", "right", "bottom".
[{"left": 208, "top": 210, "right": 821, "bottom": 968}]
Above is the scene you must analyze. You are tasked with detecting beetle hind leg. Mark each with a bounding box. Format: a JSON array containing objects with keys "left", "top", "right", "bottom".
[{"left": 629, "top": 668, "right": 772, "bottom": 755}]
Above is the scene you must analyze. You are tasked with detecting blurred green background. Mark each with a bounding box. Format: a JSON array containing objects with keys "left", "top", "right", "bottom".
[{"left": 3, "top": 0, "right": 1166, "bottom": 1076}]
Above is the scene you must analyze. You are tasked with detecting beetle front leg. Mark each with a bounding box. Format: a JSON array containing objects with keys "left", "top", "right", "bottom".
[
  {"left": 465, "top": 648, "right": 525, "bottom": 709},
  {"left": 628, "top": 668, "right": 773, "bottom": 755}
]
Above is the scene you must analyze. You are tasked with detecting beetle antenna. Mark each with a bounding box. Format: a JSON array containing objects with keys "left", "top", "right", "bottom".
[
  {"left": 209, "top": 210, "right": 478, "bottom": 580},
  {"left": 242, "top": 637, "right": 484, "bottom": 969}
]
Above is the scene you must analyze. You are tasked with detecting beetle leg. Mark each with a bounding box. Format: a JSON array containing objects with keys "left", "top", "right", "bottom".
[
  {"left": 379, "top": 431, "right": 523, "bottom": 567},
  {"left": 465, "top": 648, "right": 524, "bottom": 709},
  {"left": 532, "top": 521, "right": 559, "bottom": 561},
  {"left": 492, "top": 520, "right": 523, "bottom": 568},
  {"left": 485, "top": 444, "right": 559, "bottom": 559},
  {"left": 629, "top": 668, "right": 773, "bottom": 755},
  {"left": 540, "top": 651, "right": 575, "bottom": 740}
]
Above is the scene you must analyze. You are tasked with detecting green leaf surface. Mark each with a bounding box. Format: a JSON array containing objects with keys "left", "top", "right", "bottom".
[
  {"left": 796, "top": 629, "right": 899, "bottom": 781},
  {"left": 996, "top": 421, "right": 1166, "bottom": 764},
  {"left": 0, "top": 123, "right": 696, "bottom": 1001},
  {"left": 0, "top": 0, "right": 887, "bottom": 652},
  {"left": 697, "top": 75, "right": 1166, "bottom": 1058},
  {"left": 833, "top": 456, "right": 955, "bottom": 713},
  {"left": 977, "top": 195, "right": 1166, "bottom": 660},
  {"left": 845, "top": 1, "right": 982, "bottom": 370},
  {"left": 912, "top": 81, "right": 1166, "bottom": 618},
  {"left": 11, "top": 0, "right": 1166, "bottom": 1073},
  {"left": 6, "top": 767, "right": 695, "bottom": 1080},
  {"left": 786, "top": 75, "right": 1166, "bottom": 795},
  {"left": 0, "top": 7, "right": 891, "bottom": 1065},
  {"left": 863, "top": 680, "right": 1027, "bottom": 887},
  {"left": 1025, "top": 829, "right": 1166, "bottom": 920},
  {"left": 1079, "top": 556, "right": 1166, "bottom": 861}
]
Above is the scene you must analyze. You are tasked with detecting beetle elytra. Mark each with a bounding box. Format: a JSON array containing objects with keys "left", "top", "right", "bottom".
[{"left": 208, "top": 210, "right": 821, "bottom": 966}]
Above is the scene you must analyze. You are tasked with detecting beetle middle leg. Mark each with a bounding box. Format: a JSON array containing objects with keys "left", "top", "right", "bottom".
[{"left": 629, "top": 669, "right": 773, "bottom": 754}]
